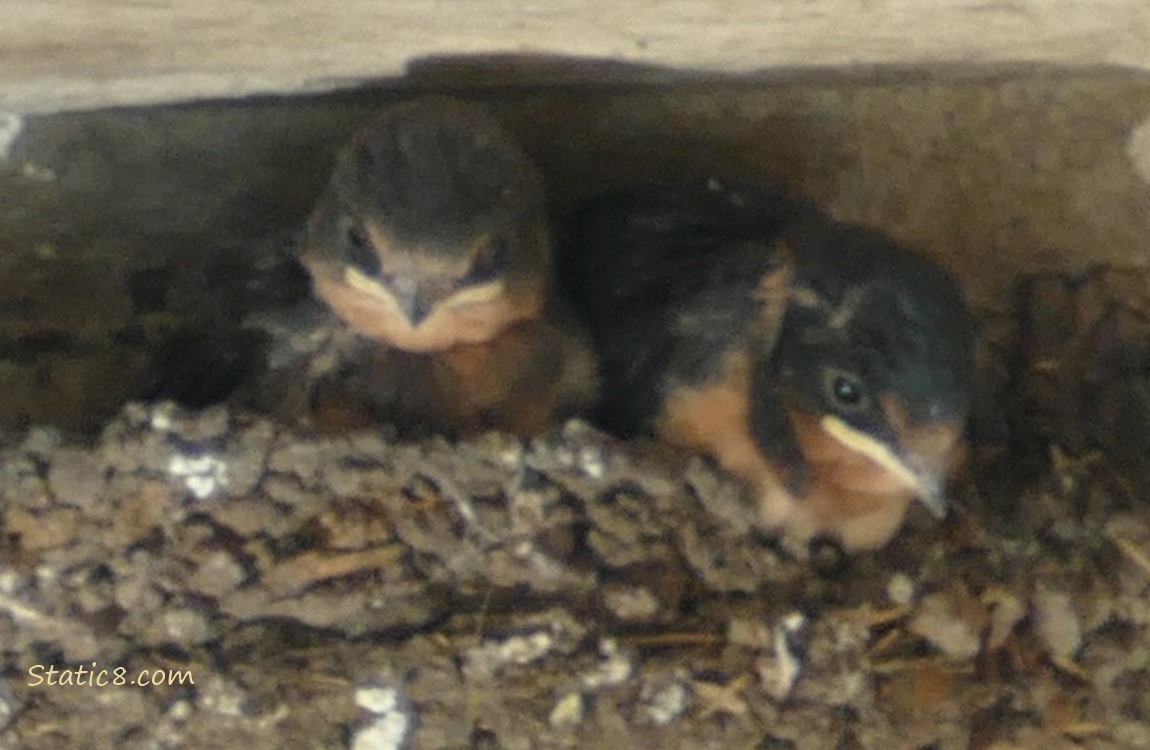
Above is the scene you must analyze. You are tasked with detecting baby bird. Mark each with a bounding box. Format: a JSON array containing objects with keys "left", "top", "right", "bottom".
[
  {"left": 561, "top": 180, "right": 975, "bottom": 551},
  {"left": 299, "top": 97, "right": 598, "bottom": 435}
]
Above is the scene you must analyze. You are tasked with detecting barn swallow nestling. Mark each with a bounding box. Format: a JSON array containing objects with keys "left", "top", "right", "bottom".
[
  {"left": 298, "top": 97, "right": 598, "bottom": 435},
  {"left": 560, "top": 181, "right": 976, "bottom": 551}
]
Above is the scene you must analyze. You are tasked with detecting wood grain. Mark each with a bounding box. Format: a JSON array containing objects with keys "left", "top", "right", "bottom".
[{"left": 2, "top": 1, "right": 1149, "bottom": 114}]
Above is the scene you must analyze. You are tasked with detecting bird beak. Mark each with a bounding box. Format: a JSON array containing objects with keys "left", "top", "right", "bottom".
[
  {"left": 899, "top": 453, "right": 949, "bottom": 519},
  {"left": 391, "top": 280, "right": 435, "bottom": 327},
  {"left": 819, "top": 415, "right": 954, "bottom": 519}
]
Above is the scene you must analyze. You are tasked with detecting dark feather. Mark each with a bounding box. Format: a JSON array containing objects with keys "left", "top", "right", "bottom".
[{"left": 557, "top": 179, "right": 818, "bottom": 433}]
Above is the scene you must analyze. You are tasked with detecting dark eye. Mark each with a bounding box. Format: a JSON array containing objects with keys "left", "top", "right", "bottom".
[
  {"left": 464, "top": 240, "right": 509, "bottom": 286},
  {"left": 826, "top": 370, "right": 867, "bottom": 410},
  {"left": 345, "top": 225, "right": 380, "bottom": 276}
]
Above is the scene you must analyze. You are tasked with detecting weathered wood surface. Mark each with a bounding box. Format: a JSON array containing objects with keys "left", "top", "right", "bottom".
[{"left": 2, "top": 0, "right": 1149, "bottom": 114}]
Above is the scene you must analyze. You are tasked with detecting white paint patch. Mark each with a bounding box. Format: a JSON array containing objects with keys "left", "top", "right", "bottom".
[
  {"left": 351, "top": 715, "right": 410, "bottom": 750},
  {"left": 763, "top": 611, "right": 805, "bottom": 701},
  {"left": 166, "top": 699, "right": 193, "bottom": 722},
  {"left": 355, "top": 686, "right": 400, "bottom": 714},
  {"left": 168, "top": 454, "right": 230, "bottom": 499},
  {"left": 492, "top": 631, "right": 553, "bottom": 665},
  {"left": 150, "top": 403, "right": 176, "bottom": 432},
  {"left": 754, "top": 611, "right": 809, "bottom": 699},
  {"left": 0, "top": 569, "right": 20, "bottom": 596},
  {"left": 1127, "top": 115, "right": 1150, "bottom": 187},
  {"left": 465, "top": 630, "right": 556, "bottom": 679},
  {"left": 581, "top": 638, "right": 632, "bottom": 690},
  {"left": 0, "top": 114, "right": 21, "bottom": 160},
  {"left": 352, "top": 685, "right": 411, "bottom": 750},
  {"left": 643, "top": 680, "right": 689, "bottom": 726},
  {"left": 577, "top": 443, "right": 606, "bottom": 479},
  {"left": 603, "top": 585, "right": 659, "bottom": 621},
  {"left": 200, "top": 676, "right": 247, "bottom": 717},
  {"left": 886, "top": 573, "right": 916, "bottom": 606},
  {"left": 548, "top": 691, "right": 584, "bottom": 728}
]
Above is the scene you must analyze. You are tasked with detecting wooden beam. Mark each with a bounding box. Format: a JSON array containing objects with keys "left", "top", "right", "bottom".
[{"left": 2, "top": 0, "right": 1149, "bottom": 115}]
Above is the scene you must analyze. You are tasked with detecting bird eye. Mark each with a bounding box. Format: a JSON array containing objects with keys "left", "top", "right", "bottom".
[
  {"left": 826, "top": 370, "right": 867, "bottom": 411},
  {"left": 464, "top": 239, "right": 508, "bottom": 286},
  {"left": 344, "top": 225, "right": 381, "bottom": 277}
]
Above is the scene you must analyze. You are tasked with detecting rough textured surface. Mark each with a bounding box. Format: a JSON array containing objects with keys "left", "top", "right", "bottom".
[
  {"left": 2, "top": 1, "right": 1150, "bottom": 115},
  {"left": 1, "top": 71, "right": 1150, "bottom": 748},
  {"left": 1, "top": 70, "right": 1148, "bottom": 433},
  {"left": 2, "top": 255, "right": 1150, "bottom": 750},
  {"left": 2, "top": 363, "right": 1150, "bottom": 749}
]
